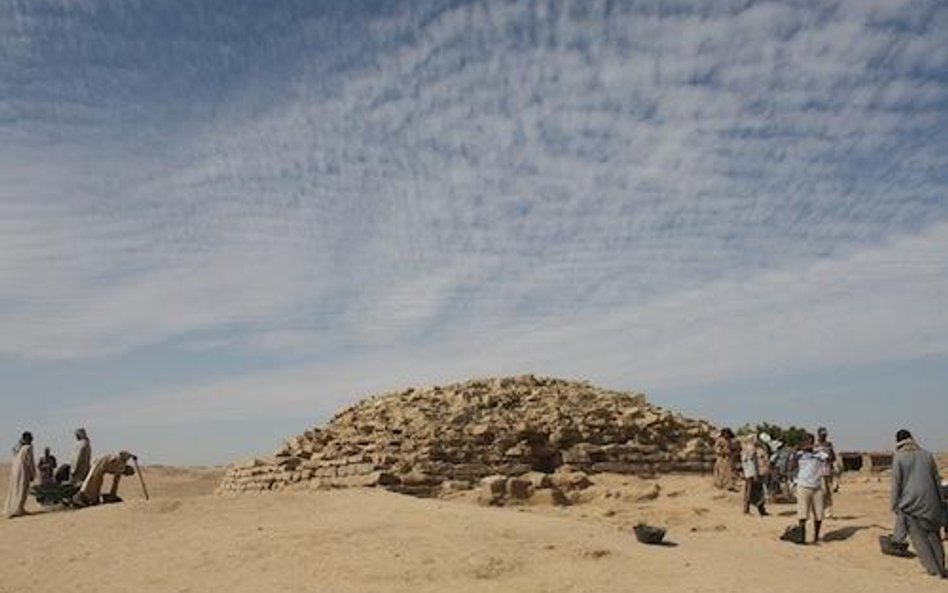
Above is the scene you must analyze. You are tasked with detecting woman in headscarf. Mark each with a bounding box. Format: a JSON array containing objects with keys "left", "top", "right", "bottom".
[
  {"left": 4, "top": 431, "right": 37, "bottom": 518},
  {"left": 713, "top": 428, "right": 736, "bottom": 490}
]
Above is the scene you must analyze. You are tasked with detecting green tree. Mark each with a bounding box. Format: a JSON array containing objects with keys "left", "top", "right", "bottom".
[{"left": 736, "top": 422, "right": 809, "bottom": 447}]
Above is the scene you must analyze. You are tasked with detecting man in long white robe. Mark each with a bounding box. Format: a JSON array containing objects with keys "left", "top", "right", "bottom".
[
  {"left": 4, "top": 432, "right": 36, "bottom": 518},
  {"left": 73, "top": 451, "right": 135, "bottom": 507},
  {"left": 70, "top": 428, "right": 92, "bottom": 485}
]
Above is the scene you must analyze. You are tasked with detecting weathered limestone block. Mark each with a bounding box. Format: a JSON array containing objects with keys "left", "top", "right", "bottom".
[
  {"left": 526, "top": 471, "right": 552, "bottom": 490},
  {"left": 550, "top": 471, "right": 592, "bottom": 490},
  {"left": 478, "top": 475, "right": 507, "bottom": 506},
  {"left": 562, "top": 443, "right": 605, "bottom": 465},
  {"left": 499, "top": 462, "right": 533, "bottom": 476},
  {"left": 400, "top": 470, "right": 440, "bottom": 487},
  {"left": 448, "top": 463, "right": 492, "bottom": 480},
  {"left": 506, "top": 477, "right": 534, "bottom": 500},
  {"left": 277, "top": 457, "right": 303, "bottom": 470},
  {"left": 590, "top": 461, "right": 648, "bottom": 475}
]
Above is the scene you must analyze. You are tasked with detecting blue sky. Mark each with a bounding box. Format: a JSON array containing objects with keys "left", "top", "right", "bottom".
[{"left": 2, "top": 0, "right": 947, "bottom": 465}]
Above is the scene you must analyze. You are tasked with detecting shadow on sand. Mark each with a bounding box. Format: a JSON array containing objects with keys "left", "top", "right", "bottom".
[{"left": 822, "top": 525, "right": 875, "bottom": 542}]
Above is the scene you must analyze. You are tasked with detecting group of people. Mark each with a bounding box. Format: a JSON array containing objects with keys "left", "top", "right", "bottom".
[
  {"left": 4, "top": 428, "right": 139, "bottom": 518},
  {"left": 714, "top": 425, "right": 947, "bottom": 579},
  {"left": 713, "top": 426, "right": 838, "bottom": 524}
]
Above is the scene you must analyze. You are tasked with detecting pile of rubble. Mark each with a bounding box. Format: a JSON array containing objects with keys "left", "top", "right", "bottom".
[{"left": 217, "top": 375, "right": 717, "bottom": 498}]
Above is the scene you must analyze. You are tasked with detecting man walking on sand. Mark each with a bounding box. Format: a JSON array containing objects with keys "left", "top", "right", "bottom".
[
  {"left": 890, "top": 429, "right": 946, "bottom": 578},
  {"left": 793, "top": 433, "right": 828, "bottom": 544}
]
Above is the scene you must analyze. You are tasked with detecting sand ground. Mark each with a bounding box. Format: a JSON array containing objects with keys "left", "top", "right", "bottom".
[{"left": 2, "top": 462, "right": 946, "bottom": 593}]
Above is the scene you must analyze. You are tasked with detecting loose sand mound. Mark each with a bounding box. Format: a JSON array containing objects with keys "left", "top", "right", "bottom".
[{"left": 219, "top": 375, "right": 717, "bottom": 496}]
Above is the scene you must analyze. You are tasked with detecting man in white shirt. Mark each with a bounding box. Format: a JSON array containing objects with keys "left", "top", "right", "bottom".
[{"left": 793, "top": 433, "right": 830, "bottom": 544}]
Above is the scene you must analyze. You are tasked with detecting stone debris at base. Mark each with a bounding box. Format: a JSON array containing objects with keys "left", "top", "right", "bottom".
[{"left": 217, "top": 375, "right": 717, "bottom": 499}]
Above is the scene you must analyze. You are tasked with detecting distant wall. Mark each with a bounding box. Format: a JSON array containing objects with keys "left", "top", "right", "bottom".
[{"left": 839, "top": 451, "right": 892, "bottom": 473}]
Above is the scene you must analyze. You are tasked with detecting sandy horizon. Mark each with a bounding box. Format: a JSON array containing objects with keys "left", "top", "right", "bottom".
[{"left": 2, "top": 459, "right": 947, "bottom": 593}]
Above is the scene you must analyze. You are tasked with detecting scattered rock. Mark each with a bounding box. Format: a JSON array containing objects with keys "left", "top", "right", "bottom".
[
  {"left": 690, "top": 524, "right": 727, "bottom": 533},
  {"left": 633, "top": 483, "right": 662, "bottom": 501}
]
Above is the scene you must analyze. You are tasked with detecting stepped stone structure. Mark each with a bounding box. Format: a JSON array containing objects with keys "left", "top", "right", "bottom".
[{"left": 217, "top": 375, "right": 718, "bottom": 498}]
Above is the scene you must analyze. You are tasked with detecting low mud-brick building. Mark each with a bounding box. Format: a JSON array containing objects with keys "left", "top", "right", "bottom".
[
  {"left": 217, "top": 375, "right": 718, "bottom": 497},
  {"left": 839, "top": 451, "right": 894, "bottom": 473}
]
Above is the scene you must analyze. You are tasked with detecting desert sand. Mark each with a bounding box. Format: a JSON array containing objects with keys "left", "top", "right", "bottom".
[{"left": 2, "top": 463, "right": 946, "bottom": 593}]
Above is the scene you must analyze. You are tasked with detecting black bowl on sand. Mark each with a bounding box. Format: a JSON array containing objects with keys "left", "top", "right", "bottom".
[
  {"left": 878, "top": 535, "right": 912, "bottom": 558},
  {"left": 633, "top": 524, "right": 667, "bottom": 545}
]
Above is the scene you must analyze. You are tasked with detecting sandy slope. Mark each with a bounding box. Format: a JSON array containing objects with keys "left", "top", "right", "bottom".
[{"left": 2, "top": 465, "right": 946, "bottom": 593}]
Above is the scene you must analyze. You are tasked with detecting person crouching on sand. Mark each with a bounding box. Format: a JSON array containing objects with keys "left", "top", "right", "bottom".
[
  {"left": 792, "top": 433, "right": 828, "bottom": 544},
  {"left": 72, "top": 451, "right": 137, "bottom": 507}
]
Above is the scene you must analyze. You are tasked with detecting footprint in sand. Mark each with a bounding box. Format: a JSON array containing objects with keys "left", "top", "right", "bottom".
[{"left": 467, "top": 556, "right": 522, "bottom": 580}]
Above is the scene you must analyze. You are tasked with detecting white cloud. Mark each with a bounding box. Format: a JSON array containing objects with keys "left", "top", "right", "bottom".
[
  {"left": 59, "top": 219, "right": 948, "bottom": 427},
  {"left": 1, "top": 0, "right": 946, "bottom": 392}
]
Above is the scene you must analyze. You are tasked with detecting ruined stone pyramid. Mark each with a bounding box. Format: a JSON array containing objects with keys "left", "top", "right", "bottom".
[{"left": 217, "top": 375, "right": 717, "bottom": 496}]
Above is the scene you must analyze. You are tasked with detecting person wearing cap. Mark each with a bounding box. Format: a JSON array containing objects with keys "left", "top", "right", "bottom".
[
  {"left": 792, "top": 433, "right": 829, "bottom": 544},
  {"left": 72, "top": 450, "right": 137, "bottom": 507},
  {"left": 4, "top": 432, "right": 36, "bottom": 518},
  {"left": 890, "top": 429, "right": 946, "bottom": 578},
  {"left": 815, "top": 427, "right": 837, "bottom": 518}
]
